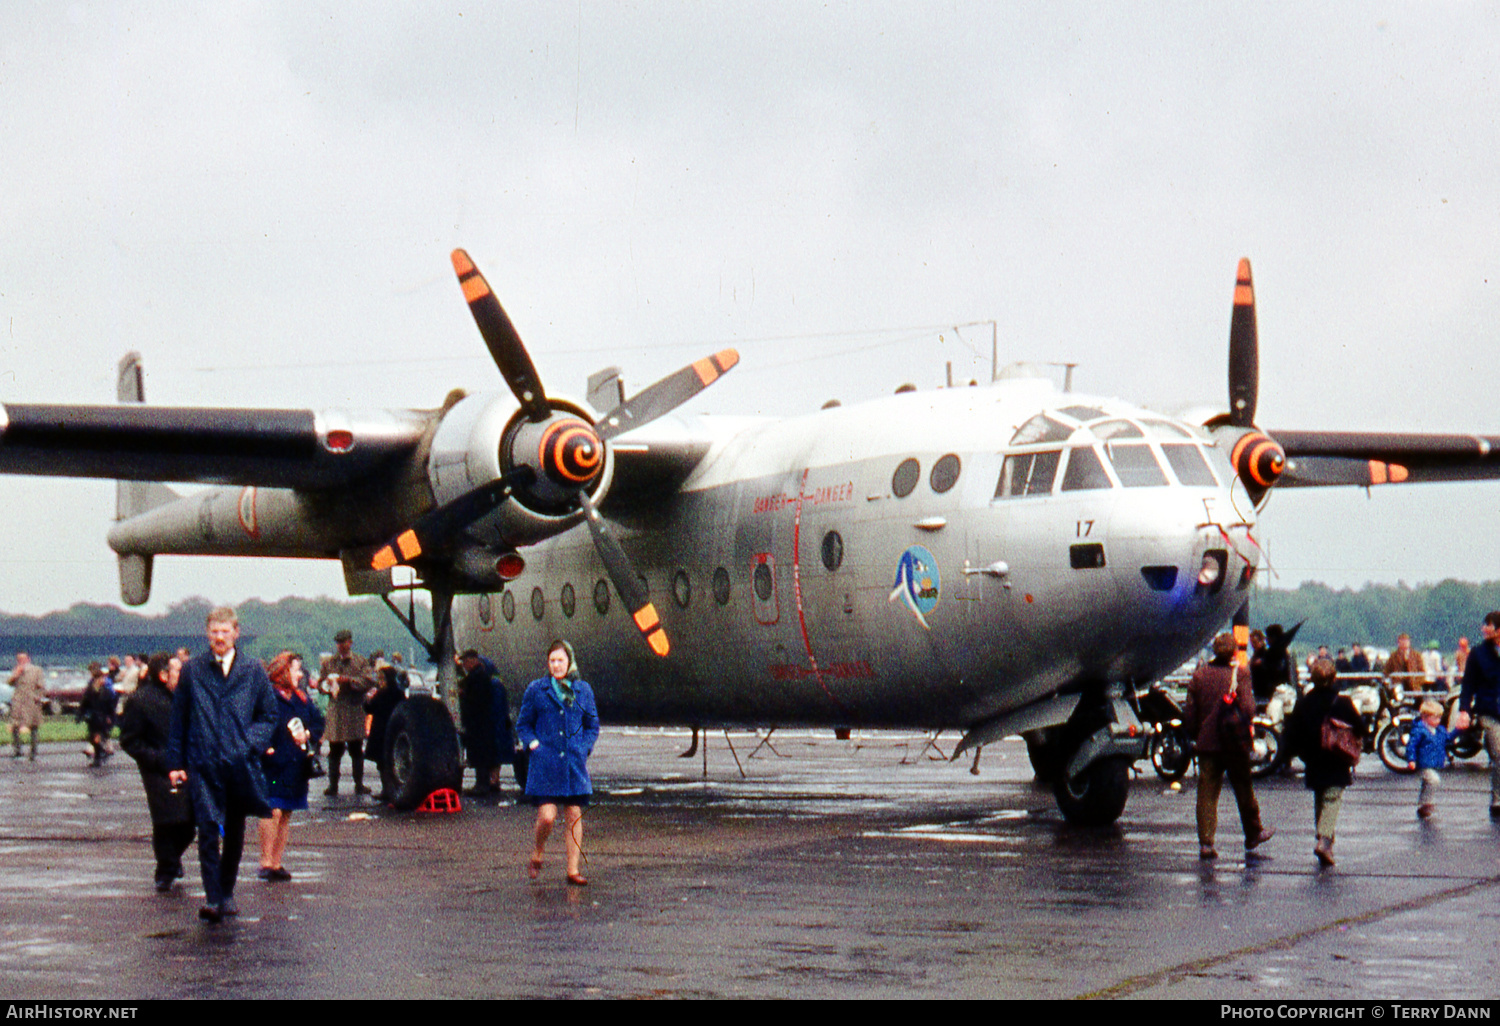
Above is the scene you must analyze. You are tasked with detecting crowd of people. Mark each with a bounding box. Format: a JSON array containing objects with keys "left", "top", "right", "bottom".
[
  {"left": 1186, "top": 614, "right": 1500, "bottom": 870},
  {"left": 10, "top": 606, "right": 1500, "bottom": 918},
  {"left": 4, "top": 607, "right": 599, "bottom": 923}
]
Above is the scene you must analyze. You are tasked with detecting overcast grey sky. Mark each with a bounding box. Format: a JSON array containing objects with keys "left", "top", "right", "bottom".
[{"left": 2, "top": 2, "right": 1498, "bottom": 616}]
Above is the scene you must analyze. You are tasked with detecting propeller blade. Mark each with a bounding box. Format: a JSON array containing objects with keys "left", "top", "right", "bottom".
[
  {"left": 1228, "top": 257, "right": 1258, "bottom": 429},
  {"left": 371, "top": 467, "right": 536, "bottom": 571},
  {"left": 451, "top": 249, "right": 551, "bottom": 422},
  {"left": 594, "top": 349, "right": 740, "bottom": 441},
  {"left": 577, "top": 489, "right": 670, "bottom": 657}
]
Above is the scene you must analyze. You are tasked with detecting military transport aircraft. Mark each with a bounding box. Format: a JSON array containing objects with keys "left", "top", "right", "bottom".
[{"left": 3, "top": 252, "right": 1498, "bottom": 824}]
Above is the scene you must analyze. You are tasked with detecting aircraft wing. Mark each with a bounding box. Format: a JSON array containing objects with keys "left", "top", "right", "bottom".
[
  {"left": 0, "top": 403, "right": 431, "bottom": 490},
  {"left": 604, "top": 438, "right": 714, "bottom": 511},
  {"left": 1272, "top": 429, "right": 1500, "bottom": 488}
]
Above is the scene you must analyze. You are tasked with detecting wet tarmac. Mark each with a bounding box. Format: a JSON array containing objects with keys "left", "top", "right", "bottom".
[{"left": 2, "top": 728, "right": 1499, "bottom": 1000}]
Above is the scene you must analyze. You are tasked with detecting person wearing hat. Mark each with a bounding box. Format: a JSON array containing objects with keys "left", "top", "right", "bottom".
[
  {"left": 516, "top": 640, "right": 599, "bottom": 885},
  {"left": 457, "top": 649, "right": 501, "bottom": 797},
  {"left": 316, "top": 630, "right": 376, "bottom": 796}
]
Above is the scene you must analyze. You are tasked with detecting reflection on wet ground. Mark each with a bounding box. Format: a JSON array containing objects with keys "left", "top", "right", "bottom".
[{"left": 1, "top": 728, "right": 1498, "bottom": 998}]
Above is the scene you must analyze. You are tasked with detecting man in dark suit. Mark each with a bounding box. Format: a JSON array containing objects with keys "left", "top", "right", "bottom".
[{"left": 167, "top": 606, "right": 278, "bottom": 923}]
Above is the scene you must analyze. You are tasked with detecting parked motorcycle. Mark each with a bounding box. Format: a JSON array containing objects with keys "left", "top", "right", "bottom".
[
  {"left": 1247, "top": 681, "right": 1298, "bottom": 778},
  {"left": 1345, "top": 676, "right": 1403, "bottom": 754},
  {"left": 1138, "top": 681, "right": 1193, "bottom": 782},
  {"left": 1377, "top": 693, "right": 1484, "bottom": 773}
]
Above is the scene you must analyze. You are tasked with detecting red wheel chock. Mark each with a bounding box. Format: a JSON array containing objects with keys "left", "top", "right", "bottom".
[{"left": 415, "top": 788, "right": 462, "bottom": 814}]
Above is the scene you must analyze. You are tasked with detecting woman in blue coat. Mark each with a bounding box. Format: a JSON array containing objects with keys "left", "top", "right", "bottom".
[
  {"left": 256, "top": 651, "right": 323, "bottom": 882},
  {"left": 516, "top": 640, "right": 599, "bottom": 886}
]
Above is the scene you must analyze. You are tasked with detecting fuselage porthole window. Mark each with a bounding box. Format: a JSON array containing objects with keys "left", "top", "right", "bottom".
[
  {"left": 501, "top": 590, "right": 516, "bottom": 623},
  {"left": 672, "top": 569, "right": 692, "bottom": 609},
  {"left": 712, "top": 567, "right": 732, "bottom": 605},
  {"left": 892, "top": 458, "right": 920, "bottom": 498},
  {"left": 560, "top": 582, "right": 576, "bottom": 618},
  {"left": 477, "top": 592, "right": 493, "bottom": 626},
  {"left": 530, "top": 586, "right": 546, "bottom": 620},
  {"left": 753, "top": 561, "right": 774, "bottom": 601},
  {"left": 929, "top": 453, "right": 961, "bottom": 494},
  {"left": 593, "top": 579, "right": 610, "bottom": 615},
  {"left": 821, "top": 530, "right": 844, "bottom": 571}
]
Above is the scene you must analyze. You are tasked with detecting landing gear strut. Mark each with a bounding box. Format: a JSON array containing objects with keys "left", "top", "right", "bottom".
[
  {"left": 379, "top": 580, "right": 464, "bottom": 810},
  {"left": 1050, "top": 684, "right": 1146, "bottom": 827}
]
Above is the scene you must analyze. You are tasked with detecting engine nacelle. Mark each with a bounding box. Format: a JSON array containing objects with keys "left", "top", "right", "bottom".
[{"left": 426, "top": 392, "right": 614, "bottom": 548}]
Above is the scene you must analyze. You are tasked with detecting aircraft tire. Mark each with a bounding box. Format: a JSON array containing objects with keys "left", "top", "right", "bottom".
[
  {"left": 382, "top": 697, "right": 464, "bottom": 810},
  {"left": 1053, "top": 755, "right": 1130, "bottom": 827}
]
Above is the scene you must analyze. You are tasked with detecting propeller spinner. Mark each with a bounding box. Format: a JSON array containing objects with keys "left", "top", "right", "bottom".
[{"left": 372, "top": 249, "right": 739, "bottom": 657}]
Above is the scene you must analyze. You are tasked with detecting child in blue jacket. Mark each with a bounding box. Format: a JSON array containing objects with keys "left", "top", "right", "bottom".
[{"left": 1406, "top": 699, "right": 1451, "bottom": 819}]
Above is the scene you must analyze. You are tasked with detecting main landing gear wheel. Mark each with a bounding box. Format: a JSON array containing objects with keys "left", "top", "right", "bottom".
[
  {"left": 1053, "top": 756, "right": 1130, "bottom": 827},
  {"left": 382, "top": 697, "right": 464, "bottom": 810}
]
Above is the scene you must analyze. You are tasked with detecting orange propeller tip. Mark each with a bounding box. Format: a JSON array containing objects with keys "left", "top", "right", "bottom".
[
  {"left": 372, "top": 548, "right": 398, "bottom": 571},
  {"left": 451, "top": 249, "right": 475, "bottom": 275},
  {"left": 716, "top": 349, "right": 740, "bottom": 369},
  {"left": 1236, "top": 257, "right": 1253, "bottom": 281},
  {"left": 647, "top": 631, "right": 670, "bottom": 657}
]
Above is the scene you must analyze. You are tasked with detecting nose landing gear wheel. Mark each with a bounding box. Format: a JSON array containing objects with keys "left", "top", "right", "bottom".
[{"left": 1054, "top": 756, "right": 1130, "bottom": 826}]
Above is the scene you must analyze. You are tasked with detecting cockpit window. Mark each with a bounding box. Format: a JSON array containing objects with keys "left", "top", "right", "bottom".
[
  {"left": 1161, "top": 443, "right": 1218, "bottom": 487},
  {"left": 1106, "top": 442, "right": 1168, "bottom": 487},
  {"left": 1057, "top": 405, "right": 1108, "bottom": 422},
  {"left": 1010, "top": 414, "right": 1073, "bottom": 446},
  {"left": 1090, "top": 419, "right": 1143, "bottom": 441},
  {"left": 1060, "top": 445, "right": 1112, "bottom": 492},
  {"left": 996, "top": 450, "right": 1060, "bottom": 498},
  {"left": 1142, "top": 419, "right": 1192, "bottom": 439}
]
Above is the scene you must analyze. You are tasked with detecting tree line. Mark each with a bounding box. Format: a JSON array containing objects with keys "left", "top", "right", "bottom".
[
  {"left": 1254, "top": 579, "right": 1500, "bottom": 654},
  {"left": 0, "top": 595, "right": 434, "bottom": 668}
]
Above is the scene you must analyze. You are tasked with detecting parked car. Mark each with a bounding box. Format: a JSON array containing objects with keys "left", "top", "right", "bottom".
[{"left": 43, "top": 667, "right": 89, "bottom": 715}]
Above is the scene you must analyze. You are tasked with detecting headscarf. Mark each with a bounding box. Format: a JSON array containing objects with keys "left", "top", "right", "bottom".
[
  {"left": 265, "top": 650, "right": 308, "bottom": 702},
  {"left": 548, "top": 639, "right": 579, "bottom": 705}
]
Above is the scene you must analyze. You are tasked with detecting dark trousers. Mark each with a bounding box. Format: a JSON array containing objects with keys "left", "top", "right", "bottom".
[
  {"left": 327, "top": 741, "right": 364, "bottom": 788},
  {"left": 152, "top": 822, "right": 196, "bottom": 883},
  {"left": 1196, "top": 750, "right": 1265, "bottom": 846},
  {"left": 188, "top": 764, "right": 263, "bottom": 906},
  {"left": 11, "top": 724, "right": 37, "bottom": 760},
  {"left": 195, "top": 805, "right": 249, "bottom": 905}
]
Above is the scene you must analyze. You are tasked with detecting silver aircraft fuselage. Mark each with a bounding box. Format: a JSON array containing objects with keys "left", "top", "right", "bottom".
[{"left": 460, "top": 374, "right": 1259, "bottom": 729}]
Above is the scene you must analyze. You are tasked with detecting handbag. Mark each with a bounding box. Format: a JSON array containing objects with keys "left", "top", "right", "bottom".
[{"left": 1320, "top": 716, "right": 1363, "bottom": 766}]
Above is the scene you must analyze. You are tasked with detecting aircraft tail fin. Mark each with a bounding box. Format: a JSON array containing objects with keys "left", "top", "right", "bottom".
[{"left": 113, "top": 352, "right": 178, "bottom": 605}]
